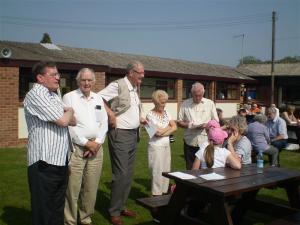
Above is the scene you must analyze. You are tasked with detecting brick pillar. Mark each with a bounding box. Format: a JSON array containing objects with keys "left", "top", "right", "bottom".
[
  {"left": 175, "top": 79, "right": 183, "bottom": 116},
  {"left": 93, "top": 72, "right": 106, "bottom": 92},
  {"left": 0, "top": 67, "right": 19, "bottom": 147}
]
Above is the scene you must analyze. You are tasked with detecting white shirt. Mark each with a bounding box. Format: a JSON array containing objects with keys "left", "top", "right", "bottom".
[
  {"left": 147, "top": 110, "right": 172, "bottom": 146},
  {"left": 195, "top": 141, "right": 230, "bottom": 169},
  {"left": 98, "top": 77, "right": 140, "bottom": 129},
  {"left": 63, "top": 89, "right": 108, "bottom": 146},
  {"left": 24, "top": 83, "right": 71, "bottom": 166},
  {"left": 178, "top": 98, "right": 219, "bottom": 147}
]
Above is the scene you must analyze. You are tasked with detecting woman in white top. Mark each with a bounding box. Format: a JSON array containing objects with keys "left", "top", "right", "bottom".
[
  {"left": 146, "top": 90, "right": 177, "bottom": 196},
  {"left": 192, "top": 120, "right": 241, "bottom": 170}
]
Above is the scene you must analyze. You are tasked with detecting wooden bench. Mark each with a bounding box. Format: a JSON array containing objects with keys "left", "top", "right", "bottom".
[{"left": 136, "top": 194, "right": 171, "bottom": 220}]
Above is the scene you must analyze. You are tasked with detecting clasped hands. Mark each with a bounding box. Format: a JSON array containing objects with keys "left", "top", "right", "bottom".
[{"left": 83, "top": 140, "right": 101, "bottom": 158}]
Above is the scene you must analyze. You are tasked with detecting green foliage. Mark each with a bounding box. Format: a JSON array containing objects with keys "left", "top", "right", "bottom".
[
  {"left": 40, "top": 33, "right": 53, "bottom": 44},
  {"left": 240, "top": 56, "right": 263, "bottom": 65},
  {"left": 0, "top": 129, "right": 299, "bottom": 225},
  {"left": 239, "top": 55, "right": 300, "bottom": 66}
]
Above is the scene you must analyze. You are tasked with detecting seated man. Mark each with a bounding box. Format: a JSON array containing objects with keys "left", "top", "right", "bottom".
[
  {"left": 247, "top": 114, "right": 278, "bottom": 166},
  {"left": 266, "top": 107, "right": 288, "bottom": 165}
]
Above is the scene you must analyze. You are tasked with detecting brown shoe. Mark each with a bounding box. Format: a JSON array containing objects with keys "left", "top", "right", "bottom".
[
  {"left": 110, "top": 216, "right": 123, "bottom": 225},
  {"left": 121, "top": 209, "right": 137, "bottom": 218}
]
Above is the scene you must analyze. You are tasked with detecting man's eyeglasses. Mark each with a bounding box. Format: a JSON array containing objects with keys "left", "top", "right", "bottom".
[
  {"left": 44, "top": 72, "right": 61, "bottom": 78},
  {"left": 132, "top": 69, "right": 145, "bottom": 75}
]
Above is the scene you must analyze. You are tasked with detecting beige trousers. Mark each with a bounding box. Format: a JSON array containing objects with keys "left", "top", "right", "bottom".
[
  {"left": 147, "top": 143, "right": 171, "bottom": 195},
  {"left": 64, "top": 144, "right": 103, "bottom": 225}
]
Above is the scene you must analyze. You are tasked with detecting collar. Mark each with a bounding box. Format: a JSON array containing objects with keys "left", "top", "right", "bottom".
[
  {"left": 34, "top": 83, "right": 55, "bottom": 95},
  {"left": 124, "top": 76, "right": 136, "bottom": 92},
  {"left": 76, "top": 88, "right": 94, "bottom": 100}
]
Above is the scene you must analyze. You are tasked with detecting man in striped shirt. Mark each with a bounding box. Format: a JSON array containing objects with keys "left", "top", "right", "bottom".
[{"left": 24, "top": 61, "right": 75, "bottom": 225}]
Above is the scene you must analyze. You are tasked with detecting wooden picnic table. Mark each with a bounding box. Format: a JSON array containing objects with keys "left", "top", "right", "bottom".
[{"left": 161, "top": 164, "right": 300, "bottom": 225}]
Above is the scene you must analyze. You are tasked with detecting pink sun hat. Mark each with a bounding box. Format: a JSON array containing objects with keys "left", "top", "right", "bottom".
[
  {"left": 208, "top": 127, "right": 228, "bottom": 145},
  {"left": 206, "top": 120, "right": 221, "bottom": 129}
]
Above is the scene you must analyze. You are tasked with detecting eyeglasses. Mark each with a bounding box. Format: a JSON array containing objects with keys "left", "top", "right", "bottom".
[
  {"left": 132, "top": 69, "right": 145, "bottom": 75},
  {"left": 44, "top": 72, "right": 61, "bottom": 78}
]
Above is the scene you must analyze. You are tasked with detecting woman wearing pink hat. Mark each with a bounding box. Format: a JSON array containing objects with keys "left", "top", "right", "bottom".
[{"left": 192, "top": 120, "right": 241, "bottom": 169}]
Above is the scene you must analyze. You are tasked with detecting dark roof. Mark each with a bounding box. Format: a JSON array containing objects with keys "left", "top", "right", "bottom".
[
  {"left": 0, "top": 40, "right": 254, "bottom": 81},
  {"left": 238, "top": 63, "right": 300, "bottom": 77}
]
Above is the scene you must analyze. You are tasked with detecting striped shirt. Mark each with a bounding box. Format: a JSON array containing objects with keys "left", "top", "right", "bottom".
[{"left": 24, "top": 83, "right": 71, "bottom": 166}]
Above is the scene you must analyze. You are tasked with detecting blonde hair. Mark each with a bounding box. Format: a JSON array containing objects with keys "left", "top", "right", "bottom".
[
  {"left": 229, "top": 115, "right": 247, "bottom": 135},
  {"left": 287, "top": 105, "right": 296, "bottom": 114},
  {"left": 152, "top": 90, "right": 168, "bottom": 104}
]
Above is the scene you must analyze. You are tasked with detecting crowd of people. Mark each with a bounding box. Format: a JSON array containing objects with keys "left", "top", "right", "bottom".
[{"left": 23, "top": 60, "right": 299, "bottom": 225}]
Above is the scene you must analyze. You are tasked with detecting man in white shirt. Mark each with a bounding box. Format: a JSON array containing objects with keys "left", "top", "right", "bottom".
[
  {"left": 98, "top": 61, "right": 146, "bottom": 225},
  {"left": 178, "top": 82, "right": 219, "bottom": 170},
  {"left": 63, "top": 68, "right": 108, "bottom": 225}
]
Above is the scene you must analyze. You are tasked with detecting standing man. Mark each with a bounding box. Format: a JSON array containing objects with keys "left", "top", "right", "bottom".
[
  {"left": 63, "top": 68, "right": 108, "bottom": 225},
  {"left": 24, "top": 61, "right": 75, "bottom": 225},
  {"left": 98, "top": 61, "right": 146, "bottom": 225},
  {"left": 178, "top": 82, "right": 219, "bottom": 170}
]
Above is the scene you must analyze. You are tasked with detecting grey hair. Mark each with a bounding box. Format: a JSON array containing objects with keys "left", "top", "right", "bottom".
[
  {"left": 76, "top": 68, "right": 96, "bottom": 84},
  {"left": 254, "top": 113, "right": 267, "bottom": 124},
  {"left": 191, "top": 82, "right": 205, "bottom": 93},
  {"left": 267, "top": 107, "right": 277, "bottom": 114},
  {"left": 126, "top": 60, "right": 143, "bottom": 72},
  {"left": 229, "top": 115, "right": 248, "bottom": 135}
]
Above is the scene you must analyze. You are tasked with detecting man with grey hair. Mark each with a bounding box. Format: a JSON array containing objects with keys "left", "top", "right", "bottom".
[
  {"left": 63, "top": 68, "right": 108, "bottom": 225},
  {"left": 247, "top": 113, "right": 279, "bottom": 166},
  {"left": 98, "top": 61, "right": 147, "bottom": 225},
  {"left": 178, "top": 82, "right": 219, "bottom": 169},
  {"left": 266, "top": 106, "right": 288, "bottom": 165}
]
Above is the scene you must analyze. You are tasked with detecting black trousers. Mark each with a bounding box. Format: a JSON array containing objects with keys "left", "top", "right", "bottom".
[
  {"left": 28, "top": 160, "right": 68, "bottom": 225},
  {"left": 183, "top": 142, "right": 200, "bottom": 170}
]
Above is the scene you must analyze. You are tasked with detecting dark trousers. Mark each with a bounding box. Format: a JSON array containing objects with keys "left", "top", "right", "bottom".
[
  {"left": 28, "top": 160, "right": 68, "bottom": 225},
  {"left": 107, "top": 128, "right": 138, "bottom": 216},
  {"left": 183, "top": 142, "right": 199, "bottom": 170}
]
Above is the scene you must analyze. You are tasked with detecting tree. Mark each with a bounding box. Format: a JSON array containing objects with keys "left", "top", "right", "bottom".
[
  {"left": 239, "top": 56, "right": 262, "bottom": 65},
  {"left": 40, "top": 33, "right": 53, "bottom": 44},
  {"left": 277, "top": 56, "right": 300, "bottom": 63}
]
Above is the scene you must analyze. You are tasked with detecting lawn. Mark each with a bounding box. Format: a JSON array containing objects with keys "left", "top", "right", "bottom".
[{"left": 0, "top": 128, "right": 299, "bottom": 225}]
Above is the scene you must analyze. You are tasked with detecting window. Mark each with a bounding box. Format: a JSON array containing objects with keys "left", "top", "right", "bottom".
[
  {"left": 183, "top": 80, "right": 209, "bottom": 99},
  {"left": 216, "top": 82, "right": 239, "bottom": 100},
  {"left": 106, "top": 75, "right": 175, "bottom": 99}
]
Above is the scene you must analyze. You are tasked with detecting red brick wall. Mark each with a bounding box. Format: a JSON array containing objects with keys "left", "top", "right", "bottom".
[
  {"left": 93, "top": 72, "right": 105, "bottom": 92},
  {"left": 175, "top": 79, "right": 183, "bottom": 115},
  {"left": 0, "top": 67, "right": 20, "bottom": 147}
]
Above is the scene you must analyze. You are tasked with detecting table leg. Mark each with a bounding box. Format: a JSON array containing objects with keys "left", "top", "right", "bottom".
[
  {"left": 284, "top": 182, "right": 300, "bottom": 209},
  {"left": 210, "top": 197, "right": 233, "bottom": 225},
  {"left": 160, "top": 182, "right": 190, "bottom": 225}
]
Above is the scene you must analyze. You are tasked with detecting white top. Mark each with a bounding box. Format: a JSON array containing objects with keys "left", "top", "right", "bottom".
[
  {"left": 195, "top": 141, "right": 230, "bottom": 169},
  {"left": 63, "top": 89, "right": 108, "bottom": 146},
  {"left": 98, "top": 77, "right": 140, "bottom": 129},
  {"left": 147, "top": 110, "right": 172, "bottom": 146},
  {"left": 24, "top": 83, "right": 71, "bottom": 166},
  {"left": 178, "top": 97, "right": 219, "bottom": 147}
]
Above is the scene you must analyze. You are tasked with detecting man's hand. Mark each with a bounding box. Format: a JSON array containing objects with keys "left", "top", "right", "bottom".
[
  {"left": 85, "top": 141, "right": 101, "bottom": 156},
  {"left": 140, "top": 117, "right": 148, "bottom": 125},
  {"left": 108, "top": 113, "right": 116, "bottom": 128}
]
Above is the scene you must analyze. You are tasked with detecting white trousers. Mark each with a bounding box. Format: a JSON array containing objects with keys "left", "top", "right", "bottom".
[{"left": 147, "top": 143, "right": 171, "bottom": 195}]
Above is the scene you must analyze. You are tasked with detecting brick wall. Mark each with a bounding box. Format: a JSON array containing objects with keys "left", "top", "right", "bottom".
[
  {"left": 175, "top": 79, "right": 183, "bottom": 115},
  {"left": 0, "top": 67, "right": 20, "bottom": 147},
  {"left": 93, "top": 72, "right": 105, "bottom": 92}
]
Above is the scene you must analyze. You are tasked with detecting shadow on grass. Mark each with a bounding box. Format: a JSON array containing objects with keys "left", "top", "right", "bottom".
[{"left": 1, "top": 206, "right": 31, "bottom": 225}]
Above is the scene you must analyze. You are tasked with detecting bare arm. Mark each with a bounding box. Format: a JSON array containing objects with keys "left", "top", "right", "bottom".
[
  {"left": 54, "top": 107, "right": 75, "bottom": 127},
  {"left": 226, "top": 153, "right": 241, "bottom": 169},
  {"left": 103, "top": 101, "right": 116, "bottom": 128},
  {"left": 156, "top": 120, "right": 177, "bottom": 137},
  {"left": 192, "top": 158, "right": 201, "bottom": 170}
]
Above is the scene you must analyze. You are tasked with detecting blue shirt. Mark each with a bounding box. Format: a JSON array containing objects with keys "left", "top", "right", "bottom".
[
  {"left": 247, "top": 121, "right": 270, "bottom": 152},
  {"left": 266, "top": 117, "right": 288, "bottom": 140}
]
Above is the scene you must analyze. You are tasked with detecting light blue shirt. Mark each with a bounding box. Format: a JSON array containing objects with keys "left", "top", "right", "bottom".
[{"left": 266, "top": 117, "right": 288, "bottom": 140}]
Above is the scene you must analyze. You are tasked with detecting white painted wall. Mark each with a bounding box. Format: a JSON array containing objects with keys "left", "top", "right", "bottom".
[
  {"left": 18, "top": 108, "right": 28, "bottom": 138},
  {"left": 215, "top": 103, "right": 239, "bottom": 118}
]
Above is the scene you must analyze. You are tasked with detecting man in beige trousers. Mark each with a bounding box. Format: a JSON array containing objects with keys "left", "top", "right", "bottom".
[{"left": 63, "top": 68, "right": 108, "bottom": 225}]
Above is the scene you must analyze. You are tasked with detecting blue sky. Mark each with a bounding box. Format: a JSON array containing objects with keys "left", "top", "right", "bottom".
[{"left": 0, "top": 0, "right": 299, "bottom": 67}]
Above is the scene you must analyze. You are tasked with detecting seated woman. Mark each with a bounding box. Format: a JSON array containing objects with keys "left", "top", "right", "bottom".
[
  {"left": 247, "top": 114, "right": 279, "bottom": 166},
  {"left": 146, "top": 90, "right": 177, "bottom": 196},
  {"left": 227, "top": 115, "right": 252, "bottom": 165},
  {"left": 192, "top": 121, "right": 241, "bottom": 170}
]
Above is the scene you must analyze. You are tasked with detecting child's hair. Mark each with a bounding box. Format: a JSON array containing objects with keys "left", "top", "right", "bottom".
[{"left": 204, "top": 126, "right": 228, "bottom": 168}]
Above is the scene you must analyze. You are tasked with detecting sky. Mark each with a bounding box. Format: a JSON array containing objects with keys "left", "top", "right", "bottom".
[{"left": 0, "top": 0, "right": 299, "bottom": 67}]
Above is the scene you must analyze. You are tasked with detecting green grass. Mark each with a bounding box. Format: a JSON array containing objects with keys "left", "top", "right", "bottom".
[{"left": 0, "top": 129, "right": 299, "bottom": 225}]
